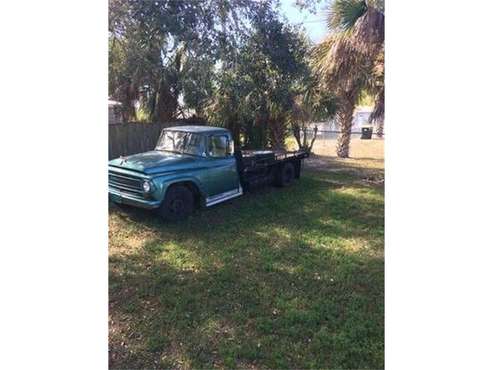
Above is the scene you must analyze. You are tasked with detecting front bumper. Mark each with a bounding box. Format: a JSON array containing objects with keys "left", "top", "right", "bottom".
[{"left": 109, "top": 188, "right": 161, "bottom": 209}]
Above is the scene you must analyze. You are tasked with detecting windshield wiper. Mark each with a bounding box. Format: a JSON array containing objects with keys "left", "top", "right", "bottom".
[{"left": 156, "top": 148, "right": 182, "bottom": 154}]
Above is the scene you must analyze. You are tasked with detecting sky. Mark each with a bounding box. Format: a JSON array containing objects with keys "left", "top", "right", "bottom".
[{"left": 278, "top": 0, "right": 329, "bottom": 43}]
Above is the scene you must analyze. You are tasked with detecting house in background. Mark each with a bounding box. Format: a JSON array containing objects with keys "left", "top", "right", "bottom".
[
  {"left": 310, "top": 106, "right": 376, "bottom": 133},
  {"left": 108, "top": 100, "right": 123, "bottom": 125},
  {"left": 352, "top": 106, "right": 373, "bottom": 131}
]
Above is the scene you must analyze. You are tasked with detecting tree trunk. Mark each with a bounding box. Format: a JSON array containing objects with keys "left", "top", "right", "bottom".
[
  {"left": 117, "top": 80, "right": 137, "bottom": 122},
  {"left": 155, "top": 79, "right": 177, "bottom": 123},
  {"left": 307, "top": 125, "right": 318, "bottom": 153},
  {"left": 376, "top": 119, "right": 384, "bottom": 138},
  {"left": 227, "top": 116, "right": 241, "bottom": 145},
  {"left": 336, "top": 101, "right": 354, "bottom": 158},
  {"left": 292, "top": 122, "right": 303, "bottom": 149},
  {"left": 269, "top": 117, "right": 286, "bottom": 150}
]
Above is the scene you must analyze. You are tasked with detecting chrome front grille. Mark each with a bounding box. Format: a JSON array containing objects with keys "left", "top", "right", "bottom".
[{"left": 108, "top": 170, "right": 143, "bottom": 197}]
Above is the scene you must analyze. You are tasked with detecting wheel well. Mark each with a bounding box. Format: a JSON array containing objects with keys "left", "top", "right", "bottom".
[{"left": 166, "top": 181, "right": 202, "bottom": 208}]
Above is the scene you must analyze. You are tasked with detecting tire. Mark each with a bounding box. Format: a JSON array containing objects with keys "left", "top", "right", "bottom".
[
  {"left": 276, "top": 162, "right": 295, "bottom": 187},
  {"left": 158, "top": 185, "right": 194, "bottom": 221}
]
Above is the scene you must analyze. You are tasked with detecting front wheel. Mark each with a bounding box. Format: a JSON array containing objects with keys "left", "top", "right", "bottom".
[{"left": 158, "top": 185, "right": 194, "bottom": 221}]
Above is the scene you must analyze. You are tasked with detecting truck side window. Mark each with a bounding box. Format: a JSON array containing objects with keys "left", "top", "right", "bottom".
[{"left": 208, "top": 135, "right": 229, "bottom": 157}]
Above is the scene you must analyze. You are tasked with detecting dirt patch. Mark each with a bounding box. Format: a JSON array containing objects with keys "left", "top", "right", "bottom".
[{"left": 304, "top": 154, "right": 384, "bottom": 186}]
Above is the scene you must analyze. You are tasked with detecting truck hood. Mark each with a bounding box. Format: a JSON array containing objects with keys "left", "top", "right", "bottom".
[{"left": 109, "top": 150, "right": 200, "bottom": 175}]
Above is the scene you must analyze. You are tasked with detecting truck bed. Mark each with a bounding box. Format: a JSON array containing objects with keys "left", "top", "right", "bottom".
[
  {"left": 235, "top": 149, "right": 309, "bottom": 189},
  {"left": 239, "top": 149, "right": 307, "bottom": 169}
]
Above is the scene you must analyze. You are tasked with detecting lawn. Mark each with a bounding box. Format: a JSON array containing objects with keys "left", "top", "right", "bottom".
[{"left": 109, "top": 143, "right": 384, "bottom": 369}]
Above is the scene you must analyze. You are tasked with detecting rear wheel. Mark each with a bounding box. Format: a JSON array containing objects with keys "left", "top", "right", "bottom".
[
  {"left": 276, "top": 162, "right": 295, "bottom": 187},
  {"left": 158, "top": 185, "right": 194, "bottom": 221}
]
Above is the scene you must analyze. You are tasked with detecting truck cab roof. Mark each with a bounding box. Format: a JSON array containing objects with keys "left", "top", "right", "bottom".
[{"left": 165, "top": 125, "right": 230, "bottom": 135}]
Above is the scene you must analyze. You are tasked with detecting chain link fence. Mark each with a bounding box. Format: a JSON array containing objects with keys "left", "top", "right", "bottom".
[{"left": 299, "top": 128, "right": 384, "bottom": 157}]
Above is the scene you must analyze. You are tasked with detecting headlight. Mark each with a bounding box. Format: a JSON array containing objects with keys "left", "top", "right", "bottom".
[{"left": 142, "top": 180, "right": 151, "bottom": 193}]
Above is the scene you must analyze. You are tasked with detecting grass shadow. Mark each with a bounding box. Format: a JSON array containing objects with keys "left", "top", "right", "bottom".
[{"left": 109, "top": 169, "right": 384, "bottom": 369}]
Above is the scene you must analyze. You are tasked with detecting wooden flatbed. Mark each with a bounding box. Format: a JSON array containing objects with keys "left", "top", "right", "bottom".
[{"left": 235, "top": 149, "right": 309, "bottom": 189}]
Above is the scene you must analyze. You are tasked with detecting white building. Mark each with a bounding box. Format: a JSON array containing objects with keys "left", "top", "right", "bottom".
[
  {"left": 108, "top": 100, "right": 123, "bottom": 125},
  {"left": 310, "top": 106, "right": 375, "bottom": 132}
]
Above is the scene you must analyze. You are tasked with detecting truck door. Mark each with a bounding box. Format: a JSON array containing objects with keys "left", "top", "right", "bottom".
[{"left": 203, "top": 134, "right": 241, "bottom": 199}]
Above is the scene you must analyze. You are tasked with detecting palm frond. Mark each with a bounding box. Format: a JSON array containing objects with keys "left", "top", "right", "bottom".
[
  {"left": 369, "top": 88, "right": 384, "bottom": 122},
  {"left": 311, "top": 31, "right": 370, "bottom": 95},
  {"left": 313, "top": 3, "right": 384, "bottom": 120},
  {"left": 350, "top": 5, "right": 384, "bottom": 55},
  {"left": 327, "top": 0, "right": 367, "bottom": 31},
  {"left": 367, "top": 47, "right": 384, "bottom": 122}
]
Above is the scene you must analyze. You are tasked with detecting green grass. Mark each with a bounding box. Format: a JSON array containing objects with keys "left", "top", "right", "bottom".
[{"left": 109, "top": 167, "right": 384, "bottom": 369}]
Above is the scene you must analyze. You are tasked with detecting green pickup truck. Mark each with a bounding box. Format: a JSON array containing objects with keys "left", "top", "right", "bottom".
[{"left": 109, "top": 125, "right": 308, "bottom": 220}]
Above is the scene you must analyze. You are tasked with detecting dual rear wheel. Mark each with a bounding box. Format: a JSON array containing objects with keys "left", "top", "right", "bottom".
[{"left": 276, "top": 161, "right": 296, "bottom": 187}]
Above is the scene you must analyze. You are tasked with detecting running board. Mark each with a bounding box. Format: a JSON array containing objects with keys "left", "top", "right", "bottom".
[{"left": 206, "top": 185, "right": 243, "bottom": 207}]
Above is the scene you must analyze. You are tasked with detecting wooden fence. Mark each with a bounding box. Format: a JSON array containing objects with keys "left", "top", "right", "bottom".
[
  {"left": 109, "top": 123, "right": 384, "bottom": 159},
  {"left": 109, "top": 122, "right": 182, "bottom": 159}
]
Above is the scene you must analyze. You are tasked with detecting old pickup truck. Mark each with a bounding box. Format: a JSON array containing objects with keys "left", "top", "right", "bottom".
[{"left": 109, "top": 125, "right": 308, "bottom": 220}]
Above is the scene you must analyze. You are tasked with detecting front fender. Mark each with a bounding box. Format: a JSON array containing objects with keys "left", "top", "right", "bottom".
[{"left": 152, "top": 175, "right": 206, "bottom": 203}]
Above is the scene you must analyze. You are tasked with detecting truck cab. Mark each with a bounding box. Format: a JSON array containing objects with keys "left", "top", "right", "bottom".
[
  {"left": 109, "top": 125, "right": 307, "bottom": 221},
  {"left": 109, "top": 125, "right": 243, "bottom": 217}
]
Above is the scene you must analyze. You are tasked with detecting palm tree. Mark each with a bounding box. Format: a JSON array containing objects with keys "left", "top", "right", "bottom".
[{"left": 312, "top": 0, "right": 384, "bottom": 157}]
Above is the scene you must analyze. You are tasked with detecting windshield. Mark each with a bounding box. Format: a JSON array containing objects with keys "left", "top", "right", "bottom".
[{"left": 155, "top": 130, "right": 206, "bottom": 157}]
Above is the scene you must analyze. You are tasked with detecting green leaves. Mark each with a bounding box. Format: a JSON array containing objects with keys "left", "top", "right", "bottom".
[
  {"left": 108, "top": 0, "right": 280, "bottom": 122},
  {"left": 108, "top": 0, "right": 343, "bottom": 149},
  {"left": 204, "top": 16, "right": 313, "bottom": 149}
]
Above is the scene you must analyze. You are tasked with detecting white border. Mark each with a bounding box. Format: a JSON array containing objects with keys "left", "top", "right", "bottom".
[
  {"left": 1, "top": 1, "right": 493, "bottom": 368},
  {"left": 387, "top": 1, "right": 493, "bottom": 368},
  {"left": 0, "top": 1, "right": 108, "bottom": 368}
]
